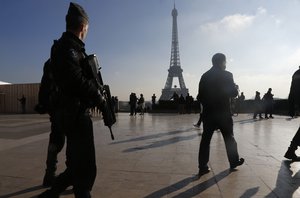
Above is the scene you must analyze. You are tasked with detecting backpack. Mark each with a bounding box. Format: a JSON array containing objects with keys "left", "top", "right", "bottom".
[{"left": 36, "top": 59, "right": 60, "bottom": 114}]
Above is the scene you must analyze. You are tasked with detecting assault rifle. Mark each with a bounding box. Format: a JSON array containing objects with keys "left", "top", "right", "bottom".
[{"left": 84, "top": 54, "right": 116, "bottom": 140}]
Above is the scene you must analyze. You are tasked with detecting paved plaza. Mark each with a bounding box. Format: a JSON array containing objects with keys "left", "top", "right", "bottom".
[{"left": 1, "top": 113, "right": 300, "bottom": 197}]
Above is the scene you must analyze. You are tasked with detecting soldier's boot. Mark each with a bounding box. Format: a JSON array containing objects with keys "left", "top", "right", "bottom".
[
  {"left": 284, "top": 143, "right": 300, "bottom": 161},
  {"left": 43, "top": 144, "right": 58, "bottom": 187}
]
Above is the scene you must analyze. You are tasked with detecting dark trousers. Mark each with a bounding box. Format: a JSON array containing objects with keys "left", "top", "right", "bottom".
[
  {"left": 265, "top": 102, "right": 273, "bottom": 117},
  {"left": 198, "top": 113, "right": 239, "bottom": 169},
  {"left": 253, "top": 111, "right": 262, "bottom": 119},
  {"left": 130, "top": 104, "right": 136, "bottom": 115},
  {"left": 51, "top": 110, "right": 96, "bottom": 197},
  {"left": 45, "top": 113, "right": 65, "bottom": 173},
  {"left": 196, "top": 113, "right": 203, "bottom": 126},
  {"left": 253, "top": 102, "right": 262, "bottom": 118}
]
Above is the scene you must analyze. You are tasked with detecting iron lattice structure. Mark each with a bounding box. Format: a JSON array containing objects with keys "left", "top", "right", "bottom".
[{"left": 160, "top": 5, "right": 188, "bottom": 101}]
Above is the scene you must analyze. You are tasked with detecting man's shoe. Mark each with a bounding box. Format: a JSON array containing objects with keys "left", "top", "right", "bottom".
[
  {"left": 38, "top": 190, "right": 59, "bottom": 198},
  {"left": 270, "top": 116, "right": 274, "bottom": 119},
  {"left": 193, "top": 124, "right": 200, "bottom": 128},
  {"left": 230, "top": 158, "right": 245, "bottom": 170},
  {"left": 284, "top": 148, "right": 300, "bottom": 161},
  {"left": 198, "top": 167, "right": 210, "bottom": 177}
]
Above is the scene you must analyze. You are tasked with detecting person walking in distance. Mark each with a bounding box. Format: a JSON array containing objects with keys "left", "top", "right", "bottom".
[
  {"left": 138, "top": 93, "right": 145, "bottom": 115},
  {"left": 197, "top": 53, "right": 244, "bottom": 176},
  {"left": 18, "top": 95, "right": 26, "bottom": 114},
  {"left": 38, "top": 2, "right": 104, "bottom": 198},
  {"left": 253, "top": 91, "right": 263, "bottom": 119},
  {"left": 263, "top": 88, "right": 274, "bottom": 119},
  {"left": 129, "top": 93, "right": 137, "bottom": 116}
]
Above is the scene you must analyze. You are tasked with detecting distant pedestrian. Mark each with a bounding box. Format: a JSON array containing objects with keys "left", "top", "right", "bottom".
[
  {"left": 18, "top": 95, "right": 26, "bottom": 114},
  {"left": 263, "top": 88, "right": 274, "bottom": 118},
  {"left": 284, "top": 66, "right": 300, "bottom": 161},
  {"left": 129, "top": 93, "right": 137, "bottom": 116},
  {"left": 236, "top": 92, "right": 245, "bottom": 114},
  {"left": 253, "top": 91, "right": 263, "bottom": 119},
  {"left": 170, "top": 91, "right": 179, "bottom": 102},
  {"left": 151, "top": 94, "right": 156, "bottom": 108},
  {"left": 185, "top": 93, "right": 193, "bottom": 114},
  {"left": 178, "top": 94, "right": 185, "bottom": 114},
  {"left": 137, "top": 94, "right": 145, "bottom": 115},
  {"left": 114, "top": 96, "right": 119, "bottom": 113},
  {"left": 197, "top": 53, "right": 244, "bottom": 176},
  {"left": 239, "top": 92, "right": 245, "bottom": 101}
]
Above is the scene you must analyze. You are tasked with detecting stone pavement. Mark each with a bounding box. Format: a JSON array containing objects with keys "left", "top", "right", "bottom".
[{"left": 0, "top": 113, "right": 300, "bottom": 198}]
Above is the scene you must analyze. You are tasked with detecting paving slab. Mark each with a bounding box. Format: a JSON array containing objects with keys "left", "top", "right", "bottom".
[{"left": 0, "top": 113, "right": 300, "bottom": 197}]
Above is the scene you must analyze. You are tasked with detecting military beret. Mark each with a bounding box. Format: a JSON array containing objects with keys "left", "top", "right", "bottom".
[{"left": 66, "top": 2, "right": 89, "bottom": 23}]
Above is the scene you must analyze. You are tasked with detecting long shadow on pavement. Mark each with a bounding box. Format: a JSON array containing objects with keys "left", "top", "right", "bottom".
[
  {"left": 144, "top": 169, "right": 231, "bottom": 198},
  {"left": 240, "top": 187, "right": 259, "bottom": 198},
  {"left": 234, "top": 118, "right": 262, "bottom": 124},
  {"left": 111, "top": 128, "right": 196, "bottom": 145},
  {"left": 265, "top": 160, "right": 300, "bottom": 198},
  {"left": 0, "top": 185, "right": 73, "bottom": 198},
  {"left": 0, "top": 185, "right": 44, "bottom": 198},
  {"left": 123, "top": 133, "right": 199, "bottom": 153}
]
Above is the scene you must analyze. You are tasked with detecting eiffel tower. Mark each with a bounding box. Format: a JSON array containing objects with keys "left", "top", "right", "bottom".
[{"left": 160, "top": 4, "right": 188, "bottom": 101}]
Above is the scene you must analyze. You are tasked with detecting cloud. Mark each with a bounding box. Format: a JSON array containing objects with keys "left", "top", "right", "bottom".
[
  {"left": 200, "top": 7, "right": 271, "bottom": 35},
  {"left": 200, "top": 13, "right": 255, "bottom": 34},
  {"left": 257, "top": 7, "right": 267, "bottom": 15}
]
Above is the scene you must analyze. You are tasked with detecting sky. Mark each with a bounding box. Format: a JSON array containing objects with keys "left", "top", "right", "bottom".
[{"left": 1, "top": 0, "right": 300, "bottom": 101}]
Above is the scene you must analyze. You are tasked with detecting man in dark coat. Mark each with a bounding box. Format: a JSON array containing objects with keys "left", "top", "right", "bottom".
[
  {"left": 253, "top": 91, "right": 263, "bottom": 119},
  {"left": 263, "top": 88, "right": 274, "bottom": 119},
  {"left": 39, "top": 2, "right": 103, "bottom": 198},
  {"left": 129, "top": 93, "right": 137, "bottom": 116},
  {"left": 285, "top": 66, "right": 300, "bottom": 161},
  {"left": 197, "top": 53, "right": 244, "bottom": 176}
]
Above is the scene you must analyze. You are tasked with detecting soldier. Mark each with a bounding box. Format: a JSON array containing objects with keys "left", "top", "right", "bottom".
[
  {"left": 284, "top": 66, "right": 300, "bottom": 161},
  {"left": 197, "top": 53, "right": 244, "bottom": 176},
  {"left": 38, "top": 2, "right": 103, "bottom": 198},
  {"left": 35, "top": 59, "right": 65, "bottom": 187}
]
